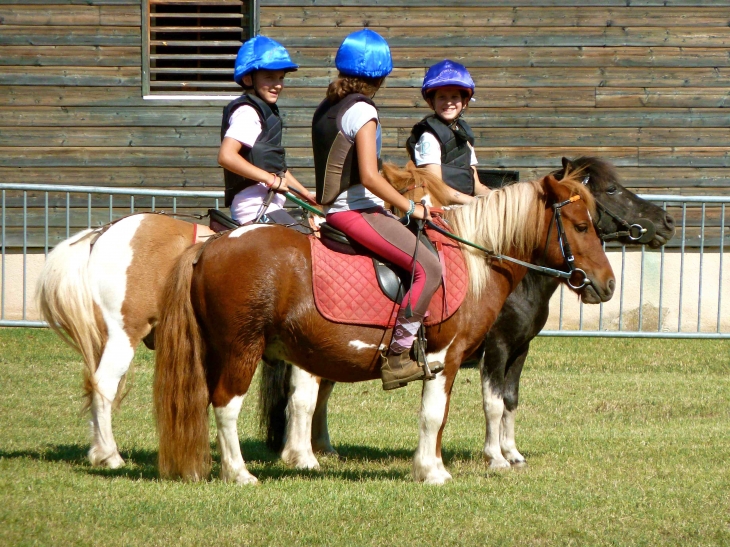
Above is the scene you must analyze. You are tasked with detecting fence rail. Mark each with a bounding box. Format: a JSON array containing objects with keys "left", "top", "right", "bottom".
[{"left": 1, "top": 183, "right": 728, "bottom": 338}]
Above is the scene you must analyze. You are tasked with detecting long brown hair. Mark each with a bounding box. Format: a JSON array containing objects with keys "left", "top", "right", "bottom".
[{"left": 326, "top": 74, "right": 383, "bottom": 103}]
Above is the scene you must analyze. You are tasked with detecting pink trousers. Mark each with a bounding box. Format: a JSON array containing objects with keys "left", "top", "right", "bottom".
[{"left": 326, "top": 208, "right": 442, "bottom": 318}]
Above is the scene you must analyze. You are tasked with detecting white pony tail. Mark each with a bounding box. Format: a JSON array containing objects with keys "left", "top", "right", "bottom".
[{"left": 36, "top": 229, "right": 106, "bottom": 399}]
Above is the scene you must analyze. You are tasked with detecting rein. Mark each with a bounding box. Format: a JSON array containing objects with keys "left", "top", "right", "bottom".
[
  {"left": 426, "top": 194, "right": 591, "bottom": 289},
  {"left": 398, "top": 181, "right": 427, "bottom": 195}
]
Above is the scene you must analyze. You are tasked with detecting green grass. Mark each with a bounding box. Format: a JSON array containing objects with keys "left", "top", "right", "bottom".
[{"left": 1, "top": 328, "right": 728, "bottom": 546}]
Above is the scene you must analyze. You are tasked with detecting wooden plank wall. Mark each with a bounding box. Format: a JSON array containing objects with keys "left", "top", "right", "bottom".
[
  {"left": 0, "top": 0, "right": 729, "bottom": 246},
  {"left": 264, "top": 1, "right": 730, "bottom": 196}
]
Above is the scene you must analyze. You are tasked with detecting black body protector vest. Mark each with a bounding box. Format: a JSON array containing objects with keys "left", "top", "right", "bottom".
[
  {"left": 311, "top": 94, "right": 378, "bottom": 205},
  {"left": 221, "top": 93, "right": 286, "bottom": 207},
  {"left": 406, "top": 115, "right": 476, "bottom": 196}
]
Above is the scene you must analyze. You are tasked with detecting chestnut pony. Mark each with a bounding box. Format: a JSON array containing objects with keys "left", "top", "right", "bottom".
[{"left": 153, "top": 172, "right": 615, "bottom": 484}]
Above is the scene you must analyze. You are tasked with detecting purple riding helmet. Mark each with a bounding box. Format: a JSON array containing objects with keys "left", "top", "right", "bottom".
[{"left": 421, "top": 60, "right": 475, "bottom": 101}]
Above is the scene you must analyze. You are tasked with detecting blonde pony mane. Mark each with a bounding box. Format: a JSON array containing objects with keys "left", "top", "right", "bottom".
[
  {"left": 381, "top": 161, "right": 451, "bottom": 211},
  {"left": 442, "top": 170, "right": 593, "bottom": 297}
]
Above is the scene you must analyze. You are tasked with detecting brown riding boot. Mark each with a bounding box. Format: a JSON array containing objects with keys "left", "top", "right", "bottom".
[{"left": 380, "top": 349, "right": 426, "bottom": 391}]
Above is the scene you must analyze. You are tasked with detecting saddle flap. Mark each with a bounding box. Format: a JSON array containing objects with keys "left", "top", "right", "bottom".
[
  {"left": 208, "top": 208, "right": 240, "bottom": 233},
  {"left": 373, "top": 259, "right": 405, "bottom": 303}
]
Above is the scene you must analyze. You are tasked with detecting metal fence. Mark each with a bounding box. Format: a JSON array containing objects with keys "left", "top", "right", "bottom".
[{"left": 1, "top": 183, "right": 728, "bottom": 338}]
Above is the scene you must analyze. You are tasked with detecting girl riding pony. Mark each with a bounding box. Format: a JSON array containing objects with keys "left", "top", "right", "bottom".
[
  {"left": 406, "top": 60, "right": 490, "bottom": 203},
  {"left": 312, "top": 29, "right": 443, "bottom": 390},
  {"left": 219, "top": 35, "right": 315, "bottom": 225}
]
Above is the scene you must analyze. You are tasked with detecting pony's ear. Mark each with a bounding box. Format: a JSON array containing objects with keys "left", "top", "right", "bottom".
[
  {"left": 543, "top": 174, "right": 569, "bottom": 203},
  {"left": 561, "top": 156, "right": 572, "bottom": 171}
]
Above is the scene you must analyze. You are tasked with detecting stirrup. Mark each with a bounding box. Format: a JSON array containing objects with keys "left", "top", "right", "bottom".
[{"left": 412, "top": 334, "right": 443, "bottom": 379}]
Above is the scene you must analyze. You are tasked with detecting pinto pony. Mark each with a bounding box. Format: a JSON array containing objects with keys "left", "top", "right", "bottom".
[
  {"left": 34, "top": 164, "right": 435, "bottom": 468},
  {"left": 36, "top": 215, "right": 214, "bottom": 468},
  {"left": 153, "top": 172, "right": 615, "bottom": 484},
  {"left": 266, "top": 157, "right": 676, "bottom": 471}
]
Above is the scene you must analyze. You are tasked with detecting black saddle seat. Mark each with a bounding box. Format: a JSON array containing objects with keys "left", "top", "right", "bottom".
[{"left": 208, "top": 208, "right": 312, "bottom": 234}]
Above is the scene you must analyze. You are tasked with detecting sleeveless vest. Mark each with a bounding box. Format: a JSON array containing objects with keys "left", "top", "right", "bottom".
[
  {"left": 221, "top": 93, "right": 286, "bottom": 207},
  {"left": 311, "top": 94, "right": 378, "bottom": 205},
  {"left": 406, "top": 115, "right": 476, "bottom": 196}
]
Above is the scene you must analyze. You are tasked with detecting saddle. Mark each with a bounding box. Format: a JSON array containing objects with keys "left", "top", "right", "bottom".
[
  {"left": 208, "top": 208, "right": 312, "bottom": 234},
  {"left": 311, "top": 217, "right": 468, "bottom": 328},
  {"left": 319, "top": 221, "right": 438, "bottom": 302}
]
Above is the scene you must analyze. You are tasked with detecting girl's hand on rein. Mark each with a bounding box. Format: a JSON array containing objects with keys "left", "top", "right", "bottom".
[
  {"left": 411, "top": 203, "right": 432, "bottom": 221},
  {"left": 268, "top": 174, "right": 289, "bottom": 193}
]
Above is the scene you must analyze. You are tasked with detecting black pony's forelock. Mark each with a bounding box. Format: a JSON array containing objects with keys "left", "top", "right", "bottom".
[{"left": 552, "top": 156, "right": 620, "bottom": 192}]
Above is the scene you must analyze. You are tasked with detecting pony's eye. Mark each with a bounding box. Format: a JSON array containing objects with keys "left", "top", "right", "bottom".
[
  {"left": 606, "top": 186, "right": 617, "bottom": 195},
  {"left": 575, "top": 223, "right": 589, "bottom": 233}
]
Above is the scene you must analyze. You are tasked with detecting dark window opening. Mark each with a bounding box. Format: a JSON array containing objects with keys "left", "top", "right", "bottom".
[{"left": 147, "top": 0, "right": 253, "bottom": 94}]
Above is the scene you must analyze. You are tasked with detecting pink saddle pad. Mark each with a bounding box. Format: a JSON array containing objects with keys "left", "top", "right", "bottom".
[{"left": 310, "top": 219, "right": 468, "bottom": 328}]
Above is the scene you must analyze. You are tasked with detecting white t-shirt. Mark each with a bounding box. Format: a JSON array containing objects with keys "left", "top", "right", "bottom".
[
  {"left": 412, "top": 130, "right": 478, "bottom": 167},
  {"left": 326, "top": 101, "right": 385, "bottom": 214},
  {"left": 225, "top": 104, "right": 262, "bottom": 147}
]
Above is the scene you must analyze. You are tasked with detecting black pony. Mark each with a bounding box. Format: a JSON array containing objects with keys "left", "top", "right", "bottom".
[
  {"left": 259, "top": 156, "right": 676, "bottom": 468},
  {"left": 476, "top": 156, "right": 674, "bottom": 467}
]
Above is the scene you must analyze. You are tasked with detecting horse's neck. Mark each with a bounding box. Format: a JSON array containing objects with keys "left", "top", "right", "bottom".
[{"left": 462, "top": 259, "right": 527, "bottom": 342}]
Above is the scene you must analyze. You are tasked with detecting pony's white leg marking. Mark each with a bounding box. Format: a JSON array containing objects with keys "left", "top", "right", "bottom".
[
  {"left": 88, "top": 328, "right": 134, "bottom": 469},
  {"left": 86, "top": 215, "right": 146, "bottom": 468},
  {"left": 214, "top": 395, "right": 258, "bottom": 485},
  {"left": 413, "top": 372, "right": 452, "bottom": 485},
  {"left": 413, "top": 339, "right": 456, "bottom": 484},
  {"left": 481, "top": 378, "right": 511, "bottom": 469},
  {"left": 500, "top": 408, "right": 526, "bottom": 466},
  {"left": 311, "top": 379, "right": 337, "bottom": 455},
  {"left": 348, "top": 340, "right": 386, "bottom": 351},
  {"left": 228, "top": 224, "right": 273, "bottom": 238},
  {"left": 280, "top": 365, "right": 320, "bottom": 470}
]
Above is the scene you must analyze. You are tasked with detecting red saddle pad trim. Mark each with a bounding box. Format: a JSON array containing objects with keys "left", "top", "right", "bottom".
[{"left": 310, "top": 220, "right": 468, "bottom": 328}]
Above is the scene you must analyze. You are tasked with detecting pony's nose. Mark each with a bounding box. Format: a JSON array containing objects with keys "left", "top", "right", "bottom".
[
  {"left": 607, "top": 278, "right": 616, "bottom": 295},
  {"left": 663, "top": 213, "right": 675, "bottom": 231}
]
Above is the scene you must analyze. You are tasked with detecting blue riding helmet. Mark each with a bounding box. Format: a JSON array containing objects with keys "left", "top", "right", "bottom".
[
  {"left": 421, "top": 60, "right": 475, "bottom": 100},
  {"left": 335, "top": 29, "right": 393, "bottom": 79},
  {"left": 234, "top": 35, "right": 298, "bottom": 86}
]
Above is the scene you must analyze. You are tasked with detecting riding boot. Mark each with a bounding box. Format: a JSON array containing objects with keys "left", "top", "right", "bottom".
[
  {"left": 380, "top": 349, "right": 426, "bottom": 390},
  {"left": 380, "top": 310, "right": 426, "bottom": 390}
]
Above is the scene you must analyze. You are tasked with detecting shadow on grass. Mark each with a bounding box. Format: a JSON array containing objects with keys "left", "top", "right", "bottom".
[
  {"left": 0, "top": 439, "right": 481, "bottom": 483},
  {"left": 0, "top": 444, "right": 159, "bottom": 480},
  {"left": 0, "top": 444, "right": 89, "bottom": 465}
]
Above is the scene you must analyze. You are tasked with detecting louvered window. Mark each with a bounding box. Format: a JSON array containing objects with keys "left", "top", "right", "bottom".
[{"left": 144, "top": 0, "right": 256, "bottom": 95}]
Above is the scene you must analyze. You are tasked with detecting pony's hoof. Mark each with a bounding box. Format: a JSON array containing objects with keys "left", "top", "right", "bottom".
[
  {"left": 281, "top": 449, "right": 320, "bottom": 470},
  {"left": 486, "top": 456, "right": 512, "bottom": 470},
  {"left": 313, "top": 443, "right": 339, "bottom": 457},
  {"left": 504, "top": 450, "right": 527, "bottom": 467},
  {"left": 234, "top": 473, "right": 258, "bottom": 485},
  {"left": 413, "top": 464, "right": 452, "bottom": 485},
  {"left": 88, "top": 447, "right": 125, "bottom": 469},
  {"left": 223, "top": 469, "right": 258, "bottom": 485},
  {"left": 421, "top": 469, "right": 453, "bottom": 485}
]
